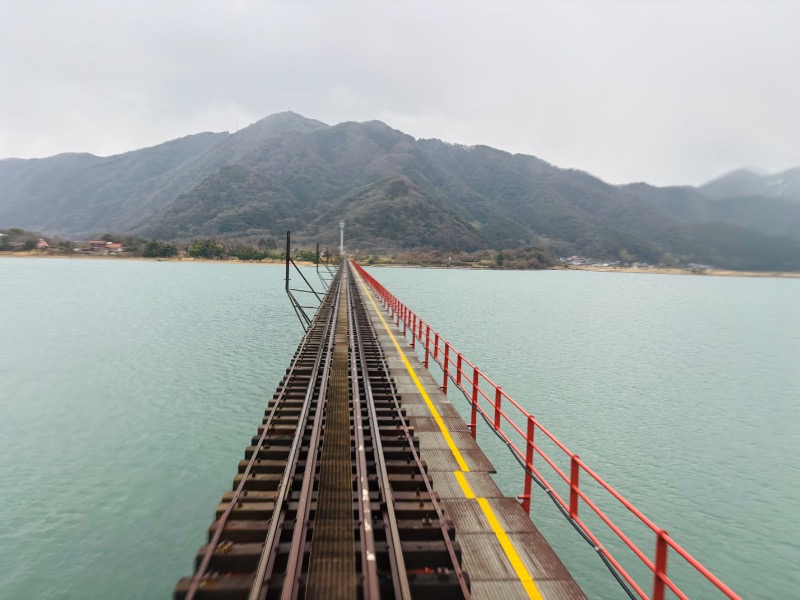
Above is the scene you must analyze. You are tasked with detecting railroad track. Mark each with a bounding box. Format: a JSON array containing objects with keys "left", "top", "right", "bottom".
[{"left": 175, "top": 260, "right": 470, "bottom": 600}]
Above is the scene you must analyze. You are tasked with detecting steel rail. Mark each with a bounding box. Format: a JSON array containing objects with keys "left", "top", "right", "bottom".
[
  {"left": 179, "top": 262, "right": 472, "bottom": 599},
  {"left": 350, "top": 267, "right": 471, "bottom": 599},
  {"left": 277, "top": 264, "right": 345, "bottom": 600},
  {"left": 183, "top": 280, "right": 336, "bottom": 600},
  {"left": 347, "top": 269, "right": 382, "bottom": 599},
  {"left": 247, "top": 269, "right": 342, "bottom": 600},
  {"left": 348, "top": 268, "right": 412, "bottom": 600}
]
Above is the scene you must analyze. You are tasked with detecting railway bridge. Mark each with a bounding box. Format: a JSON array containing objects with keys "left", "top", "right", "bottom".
[{"left": 174, "top": 259, "right": 740, "bottom": 600}]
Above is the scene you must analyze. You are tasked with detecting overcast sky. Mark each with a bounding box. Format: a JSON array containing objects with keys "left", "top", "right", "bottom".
[{"left": 1, "top": 0, "right": 797, "bottom": 186}]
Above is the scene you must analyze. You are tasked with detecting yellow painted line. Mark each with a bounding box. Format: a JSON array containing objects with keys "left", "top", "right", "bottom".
[
  {"left": 355, "top": 274, "right": 470, "bottom": 472},
  {"left": 454, "top": 470, "right": 543, "bottom": 598},
  {"left": 355, "top": 269, "right": 543, "bottom": 599},
  {"left": 454, "top": 470, "right": 475, "bottom": 499},
  {"left": 478, "top": 497, "right": 544, "bottom": 600}
]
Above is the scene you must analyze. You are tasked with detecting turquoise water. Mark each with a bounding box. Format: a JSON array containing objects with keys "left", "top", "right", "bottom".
[
  {"left": 1, "top": 259, "right": 798, "bottom": 598},
  {"left": 369, "top": 267, "right": 800, "bottom": 599},
  {"left": 0, "top": 259, "right": 301, "bottom": 599}
]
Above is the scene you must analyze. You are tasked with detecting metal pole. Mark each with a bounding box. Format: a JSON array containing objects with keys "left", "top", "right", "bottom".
[
  {"left": 653, "top": 530, "right": 670, "bottom": 600},
  {"left": 569, "top": 455, "right": 580, "bottom": 518},
  {"left": 442, "top": 343, "right": 450, "bottom": 394},
  {"left": 470, "top": 368, "right": 479, "bottom": 439},
  {"left": 285, "top": 231, "right": 290, "bottom": 292},
  {"left": 522, "top": 415, "right": 535, "bottom": 514},
  {"left": 494, "top": 387, "right": 503, "bottom": 430}
]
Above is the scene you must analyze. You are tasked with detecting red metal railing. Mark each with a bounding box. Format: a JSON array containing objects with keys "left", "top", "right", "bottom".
[{"left": 352, "top": 261, "right": 740, "bottom": 600}]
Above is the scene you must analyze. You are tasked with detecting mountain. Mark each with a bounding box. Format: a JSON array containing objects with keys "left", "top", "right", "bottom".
[
  {"left": 700, "top": 168, "right": 800, "bottom": 203},
  {"left": 0, "top": 112, "right": 327, "bottom": 236},
  {"left": 1, "top": 113, "right": 799, "bottom": 270},
  {"left": 692, "top": 169, "right": 800, "bottom": 239},
  {"left": 0, "top": 134, "right": 225, "bottom": 235}
]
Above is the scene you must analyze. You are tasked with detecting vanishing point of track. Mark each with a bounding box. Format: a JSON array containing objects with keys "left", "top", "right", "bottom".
[{"left": 175, "top": 261, "right": 470, "bottom": 599}]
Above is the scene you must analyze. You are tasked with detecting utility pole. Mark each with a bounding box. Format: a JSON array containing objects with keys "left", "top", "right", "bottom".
[{"left": 339, "top": 221, "right": 345, "bottom": 259}]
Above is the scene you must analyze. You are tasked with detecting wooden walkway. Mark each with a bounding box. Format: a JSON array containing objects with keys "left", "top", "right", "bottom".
[{"left": 357, "top": 273, "right": 586, "bottom": 600}]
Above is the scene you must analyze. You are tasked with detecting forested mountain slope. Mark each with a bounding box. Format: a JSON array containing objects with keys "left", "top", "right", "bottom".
[{"left": 1, "top": 112, "right": 798, "bottom": 270}]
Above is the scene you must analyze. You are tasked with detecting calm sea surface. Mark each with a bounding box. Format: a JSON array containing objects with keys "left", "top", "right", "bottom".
[{"left": 1, "top": 258, "right": 798, "bottom": 599}]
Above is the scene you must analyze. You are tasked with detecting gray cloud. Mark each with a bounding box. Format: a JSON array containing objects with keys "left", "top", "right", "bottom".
[{"left": 1, "top": 0, "right": 797, "bottom": 186}]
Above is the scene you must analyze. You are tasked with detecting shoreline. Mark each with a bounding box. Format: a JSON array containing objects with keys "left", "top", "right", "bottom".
[
  {"left": 3, "top": 251, "right": 799, "bottom": 278},
  {"left": 357, "top": 262, "right": 800, "bottom": 278},
  {"left": 0, "top": 251, "right": 308, "bottom": 267},
  {"left": 562, "top": 265, "right": 800, "bottom": 278}
]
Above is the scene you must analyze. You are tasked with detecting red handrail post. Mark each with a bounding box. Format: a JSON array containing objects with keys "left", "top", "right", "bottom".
[
  {"left": 434, "top": 332, "right": 439, "bottom": 362},
  {"left": 456, "top": 353, "right": 463, "bottom": 387},
  {"left": 469, "top": 368, "right": 479, "bottom": 439},
  {"left": 653, "top": 530, "right": 669, "bottom": 600},
  {"left": 411, "top": 315, "right": 416, "bottom": 349},
  {"left": 442, "top": 343, "right": 450, "bottom": 394},
  {"left": 402, "top": 306, "right": 407, "bottom": 337},
  {"left": 424, "top": 325, "right": 430, "bottom": 368},
  {"left": 494, "top": 387, "right": 503, "bottom": 430},
  {"left": 569, "top": 455, "right": 580, "bottom": 518},
  {"left": 521, "top": 415, "right": 535, "bottom": 514}
]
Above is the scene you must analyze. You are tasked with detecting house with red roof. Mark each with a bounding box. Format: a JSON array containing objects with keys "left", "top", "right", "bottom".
[{"left": 81, "top": 240, "right": 125, "bottom": 254}]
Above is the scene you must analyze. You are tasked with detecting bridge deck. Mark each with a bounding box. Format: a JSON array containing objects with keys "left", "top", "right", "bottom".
[
  {"left": 357, "top": 274, "right": 586, "bottom": 600},
  {"left": 176, "top": 263, "right": 585, "bottom": 599}
]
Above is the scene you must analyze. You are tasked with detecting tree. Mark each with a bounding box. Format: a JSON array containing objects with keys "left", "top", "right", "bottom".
[
  {"left": 227, "top": 243, "right": 268, "bottom": 261},
  {"left": 143, "top": 240, "right": 178, "bottom": 258},
  {"left": 293, "top": 248, "right": 316, "bottom": 262},
  {"left": 257, "top": 237, "right": 278, "bottom": 250},
  {"left": 188, "top": 239, "right": 225, "bottom": 259}
]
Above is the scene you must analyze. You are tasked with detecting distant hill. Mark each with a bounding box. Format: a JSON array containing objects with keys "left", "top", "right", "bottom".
[
  {"left": 0, "top": 112, "right": 326, "bottom": 236},
  {"left": 700, "top": 168, "right": 800, "bottom": 203},
  {"left": 1, "top": 112, "right": 799, "bottom": 270}
]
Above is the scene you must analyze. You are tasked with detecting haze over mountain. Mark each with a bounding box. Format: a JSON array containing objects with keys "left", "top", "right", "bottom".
[
  {"left": 700, "top": 168, "right": 800, "bottom": 203},
  {"left": 1, "top": 112, "right": 798, "bottom": 270}
]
